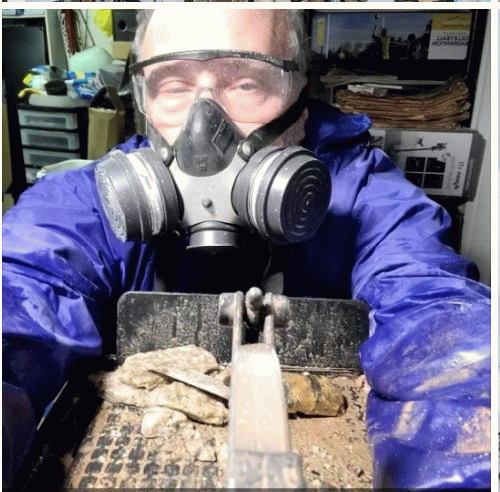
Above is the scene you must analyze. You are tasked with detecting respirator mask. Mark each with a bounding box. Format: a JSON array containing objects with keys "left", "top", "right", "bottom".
[{"left": 95, "top": 50, "right": 332, "bottom": 251}]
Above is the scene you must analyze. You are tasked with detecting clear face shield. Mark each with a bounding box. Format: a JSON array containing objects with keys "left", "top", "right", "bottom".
[{"left": 130, "top": 50, "right": 303, "bottom": 137}]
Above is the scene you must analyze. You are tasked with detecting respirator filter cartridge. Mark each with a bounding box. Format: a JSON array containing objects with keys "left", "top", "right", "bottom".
[
  {"left": 232, "top": 146, "right": 332, "bottom": 245},
  {"left": 95, "top": 148, "right": 181, "bottom": 242}
]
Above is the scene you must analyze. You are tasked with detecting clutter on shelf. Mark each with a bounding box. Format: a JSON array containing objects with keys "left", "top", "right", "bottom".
[
  {"left": 18, "top": 64, "right": 99, "bottom": 104},
  {"left": 333, "top": 78, "right": 470, "bottom": 130}
]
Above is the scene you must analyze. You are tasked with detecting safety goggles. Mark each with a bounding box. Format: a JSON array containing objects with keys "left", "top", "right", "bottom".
[{"left": 130, "top": 50, "right": 302, "bottom": 125}]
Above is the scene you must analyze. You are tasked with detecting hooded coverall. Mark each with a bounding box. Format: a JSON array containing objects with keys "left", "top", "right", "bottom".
[{"left": 3, "top": 99, "right": 490, "bottom": 489}]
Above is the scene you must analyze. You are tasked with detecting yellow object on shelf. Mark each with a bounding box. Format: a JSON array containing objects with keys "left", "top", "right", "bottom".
[{"left": 94, "top": 10, "right": 113, "bottom": 38}]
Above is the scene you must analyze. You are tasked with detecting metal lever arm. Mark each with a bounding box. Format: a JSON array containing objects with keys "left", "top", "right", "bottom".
[{"left": 221, "top": 290, "right": 305, "bottom": 488}]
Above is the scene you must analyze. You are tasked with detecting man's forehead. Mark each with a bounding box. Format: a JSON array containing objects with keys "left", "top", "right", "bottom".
[{"left": 142, "top": 9, "right": 289, "bottom": 60}]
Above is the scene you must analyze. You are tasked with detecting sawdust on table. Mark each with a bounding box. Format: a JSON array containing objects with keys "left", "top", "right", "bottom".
[{"left": 290, "top": 375, "right": 373, "bottom": 488}]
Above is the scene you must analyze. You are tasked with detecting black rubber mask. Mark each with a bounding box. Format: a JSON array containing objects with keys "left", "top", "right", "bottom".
[
  {"left": 95, "top": 88, "right": 332, "bottom": 251},
  {"left": 173, "top": 98, "right": 243, "bottom": 177}
]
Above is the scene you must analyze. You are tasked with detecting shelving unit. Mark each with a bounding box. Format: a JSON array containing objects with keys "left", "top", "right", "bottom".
[
  {"left": 2, "top": 10, "right": 69, "bottom": 198},
  {"left": 17, "top": 104, "right": 88, "bottom": 184},
  {"left": 307, "top": 8, "right": 491, "bottom": 282}
]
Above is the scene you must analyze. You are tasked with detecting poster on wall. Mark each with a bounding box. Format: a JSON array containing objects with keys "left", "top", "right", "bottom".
[
  {"left": 311, "top": 11, "right": 473, "bottom": 63},
  {"left": 427, "top": 13, "right": 472, "bottom": 60}
]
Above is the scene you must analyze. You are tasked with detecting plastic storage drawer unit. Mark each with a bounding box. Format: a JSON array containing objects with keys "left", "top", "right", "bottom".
[
  {"left": 20, "top": 128, "right": 80, "bottom": 151},
  {"left": 23, "top": 148, "right": 81, "bottom": 168},
  {"left": 18, "top": 109, "right": 79, "bottom": 130}
]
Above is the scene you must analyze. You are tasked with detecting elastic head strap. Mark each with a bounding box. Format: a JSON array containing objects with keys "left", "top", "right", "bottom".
[{"left": 238, "top": 87, "right": 309, "bottom": 158}]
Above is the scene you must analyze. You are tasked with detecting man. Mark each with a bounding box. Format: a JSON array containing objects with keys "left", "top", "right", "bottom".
[
  {"left": 3, "top": 8, "right": 490, "bottom": 489},
  {"left": 372, "top": 26, "right": 390, "bottom": 60}
]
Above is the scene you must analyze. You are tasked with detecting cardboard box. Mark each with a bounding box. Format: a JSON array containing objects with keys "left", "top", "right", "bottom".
[
  {"left": 87, "top": 87, "right": 125, "bottom": 160},
  {"left": 110, "top": 41, "right": 132, "bottom": 61},
  {"left": 369, "top": 128, "right": 484, "bottom": 200}
]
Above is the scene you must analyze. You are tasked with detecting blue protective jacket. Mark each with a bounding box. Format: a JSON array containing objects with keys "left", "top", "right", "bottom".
[{"left": 3, "top": 99, "right": 490, "bottom": 489}]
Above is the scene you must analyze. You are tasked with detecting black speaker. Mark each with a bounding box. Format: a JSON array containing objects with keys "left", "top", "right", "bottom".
[{"left": 112, "top": 10, "right": 137, "bottom": 42}]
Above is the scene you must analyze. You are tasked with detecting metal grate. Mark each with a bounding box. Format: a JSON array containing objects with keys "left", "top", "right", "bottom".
[{"left": 65, "top": 402, "right": 225, "bottom": 489}]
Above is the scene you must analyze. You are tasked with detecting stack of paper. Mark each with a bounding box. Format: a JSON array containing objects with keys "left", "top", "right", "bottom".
[{"left": 334, "top": 79, "right": 470, "bottom": 130}]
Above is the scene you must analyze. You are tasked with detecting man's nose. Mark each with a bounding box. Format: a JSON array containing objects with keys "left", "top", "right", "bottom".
[
  {"left": 196, "top": 87, "right": 217, "bottom": 100},
  {"left": 194, "top": 72, "right": 219, "bottom": 101}
]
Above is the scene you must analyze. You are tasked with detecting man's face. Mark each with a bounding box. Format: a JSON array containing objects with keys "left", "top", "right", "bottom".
[{"left": 140, "top": 9, "right": 307, "bottom": 146}]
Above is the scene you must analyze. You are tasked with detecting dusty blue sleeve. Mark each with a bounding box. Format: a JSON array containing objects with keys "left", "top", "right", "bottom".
[
  {"left": 348, "top": 146, "right": 490, "bottom": 400},
  {"left": 302, "top": 99, "right": 490, "bottom": 488},
  {"left": 342, "top": 146, "right": 490, "bottom": 488},
  {"left": 302, "top": 95, "right": 489, "bottom": 486},
  {"left": 2, "top": 137, "right": 157, "bottom": 486}
]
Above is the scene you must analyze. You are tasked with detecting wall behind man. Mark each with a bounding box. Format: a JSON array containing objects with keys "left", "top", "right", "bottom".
[{"left": 460, "top": 12, "right": 491, "bottom": 285}]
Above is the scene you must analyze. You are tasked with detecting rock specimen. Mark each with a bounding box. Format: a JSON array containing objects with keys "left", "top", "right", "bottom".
[
  {"left": 284, "top": 373, "right": 347, "bottom": 417},
  {"left": 92, "top": 345, "right": 228, "bottom": 425}
]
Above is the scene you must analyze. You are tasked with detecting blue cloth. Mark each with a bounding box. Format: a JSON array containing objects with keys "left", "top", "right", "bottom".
[{"left": 3, "top": 99, "right": 490, "bottom": 489}]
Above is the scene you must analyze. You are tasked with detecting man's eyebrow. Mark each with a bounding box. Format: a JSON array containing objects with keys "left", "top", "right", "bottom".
[
  {"left": 146, "top": 62, "right": 192, "bottom": 95},
  {"left": 145, "top": 58, "right": 273, "bottom": 96},
  {"left": 217, "top": 58, "right": 268, "bottom": 71},
  {"left": 215, "top": 60, "right": 274, "bottom": 82}
]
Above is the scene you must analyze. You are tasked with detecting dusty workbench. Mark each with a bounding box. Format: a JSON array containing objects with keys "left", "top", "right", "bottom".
[
  {"left": 15, "top": 373, "right": 372, "bottom": 490},
  {"left": 14, "top": 292, "right": 372, "bottom": 489}
]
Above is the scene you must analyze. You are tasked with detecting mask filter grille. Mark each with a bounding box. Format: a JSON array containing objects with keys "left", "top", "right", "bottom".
[
  {"left": 95, "top": 164, "right": 128, "bottom": 241},
  {"left": 280, "top": 163, "right": 331, "bottom": 240},
  {"left": 233, "top": 146, "right": 332, "bottom": 245}
]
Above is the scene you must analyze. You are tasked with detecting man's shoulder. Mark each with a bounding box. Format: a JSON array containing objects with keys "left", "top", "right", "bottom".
[
  {"left": 94, "top": 135, "right": 150, "bottom": 162},
  {"left": 115, "top": 134, "right": 150, "bottom": 154},
  {"left": 304, "top": 98, "right": 372, "bottom": 147}
]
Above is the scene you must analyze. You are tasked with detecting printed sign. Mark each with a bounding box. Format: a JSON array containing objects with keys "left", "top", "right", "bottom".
[{"left": 428, "top": 13, "right": 472, "bottom": 60}]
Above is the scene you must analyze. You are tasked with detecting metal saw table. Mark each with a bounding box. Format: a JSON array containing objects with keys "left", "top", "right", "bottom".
[{"left": 13, "top": 292, "right": 369, "bottom": 490}]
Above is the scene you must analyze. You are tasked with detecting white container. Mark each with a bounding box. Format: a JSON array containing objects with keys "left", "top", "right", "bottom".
[
  {"left": 28, "top": 94, "right": 89, "bottom": 109},
  {"left": 20, "top": 128, "right": 80, "bottom": 151},
  {"left": 25, "top": 167, "right": 40, "bottom": 185},
  {"left": 36, "top": 159, "right": 92, "bottom": 179},
  {"left": 18, "top": 109, "right": 79, "bottom": 131},
  {"left": 23, "top": 148, "right": 81, "bottom": 168},
  {"left": 69, "top": 46, "right": 112, "bottom": 73}
]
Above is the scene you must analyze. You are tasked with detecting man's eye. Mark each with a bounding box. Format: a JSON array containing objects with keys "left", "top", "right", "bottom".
[
  {"left": 238, "top": 83, "right": 257, "bottom": 91},
  {"left": 230, "top": 79, "right": 262, "bottom": 92},
  {"left": 159, "top": 81, "right": 193, "bottom": 95}
]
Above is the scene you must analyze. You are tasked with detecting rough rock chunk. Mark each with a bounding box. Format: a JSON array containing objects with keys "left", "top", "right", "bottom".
[
  {"left": 92, "top": 345, "right": 227, "bottom": 425},
  {"left": 94, "top": 370, "right": 228, "bottom": 425},
  {"left": 141, "top": 406, "right": 188, "bottom": 437},
  {"left": 196, "top": 445, "right": 217, "bottom": 462},
  {"left": 116, "top": 345, "right": 219, "bottom": 390},
  {"left": 284, "top": 373, "right": 346, "bottom": 416},
  {"left": 185, "top": 439, "right": 205, "bottom": 458}
]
